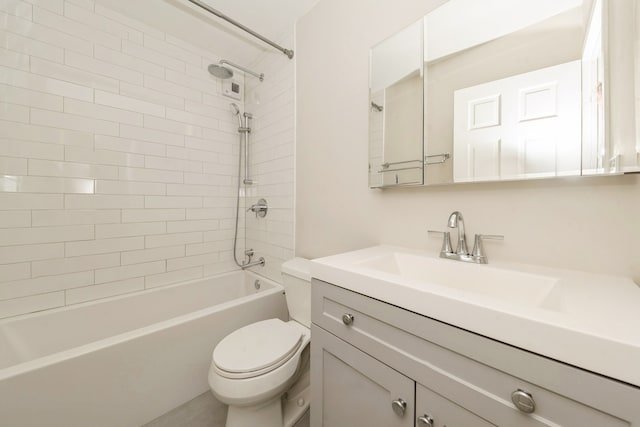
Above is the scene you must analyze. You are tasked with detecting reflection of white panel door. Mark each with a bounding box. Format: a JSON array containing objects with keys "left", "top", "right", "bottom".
[
  {"left": 455, "top": 94, "right": 503, "bottom": 181},
  {"left": 454, "top": 60, "right": 581, "bottom": 182}
]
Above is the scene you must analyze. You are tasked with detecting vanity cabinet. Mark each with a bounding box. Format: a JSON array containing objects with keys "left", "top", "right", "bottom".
[{"left": 310, "top": 279, "right": 640, "bottom": 427}]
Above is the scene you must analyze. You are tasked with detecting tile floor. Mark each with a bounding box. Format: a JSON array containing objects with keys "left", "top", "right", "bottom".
[
  {"left": 143, "top": 392, "right": 310, "bottom": 427},
  {"left": 143, "top": 392, "right": 227, "bottom": 427}
]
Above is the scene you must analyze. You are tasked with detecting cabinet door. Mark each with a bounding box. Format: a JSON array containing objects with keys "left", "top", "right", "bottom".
[
  {"left": 310, "top": 325, "right": 414, "bottom": 427},
  {"left": 416, "top": 383, "right": 496, "bottom": 427}
]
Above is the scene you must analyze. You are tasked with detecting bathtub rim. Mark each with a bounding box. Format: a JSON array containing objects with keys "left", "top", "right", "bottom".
[{"left": 0, "top": 270, "right": 285, "bottom": 381}]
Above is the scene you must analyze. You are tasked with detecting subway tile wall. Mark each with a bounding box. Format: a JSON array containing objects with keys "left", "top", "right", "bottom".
[
  {"left": 245, "top": 35, "right": 296, "bottom": 283},
  {"left": 0, "top": 0, "right": 297, "bottom": 318}
]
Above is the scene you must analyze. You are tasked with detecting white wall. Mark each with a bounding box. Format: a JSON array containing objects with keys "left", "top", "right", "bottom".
[
  {"left": 382, "top": 74, "right": 423, "bottom": 186},
  {"left": 296, "top": 0, "right": 640, "bottom": 281},
  {"left": 425, "top": 0, "right": 583, "bottom": 62},
  {"left": 0, "top": 0, "right": 263, "bottom": 319},
  {"left": 370, "top": 19, "right": 422, "bottom": 93}
]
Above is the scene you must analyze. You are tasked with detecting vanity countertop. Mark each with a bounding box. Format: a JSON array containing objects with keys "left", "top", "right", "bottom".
[{"left": 310, "top": 245, "right": 640, "bottom": 388}]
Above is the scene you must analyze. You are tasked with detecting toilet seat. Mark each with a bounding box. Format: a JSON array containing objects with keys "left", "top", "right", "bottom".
[
  {"left": 213, "top": 319, "right": 304, "bottom": 379},
  {"left": 209, "top": 319, "right": 311, "bottom": 408}
]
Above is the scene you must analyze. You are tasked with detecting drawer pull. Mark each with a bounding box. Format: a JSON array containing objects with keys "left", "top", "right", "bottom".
[
  {"left": 417, "top": 414, "right": 434, "bottom": 426},
  {"left": 391, "top": 398, "right": 407, "bottom": 417},
  {"left": 342, "top": 313, "right": 355, "bottom": 325},
  {"left": 511, "top": 389, "right": 536, "bottom": 413}
]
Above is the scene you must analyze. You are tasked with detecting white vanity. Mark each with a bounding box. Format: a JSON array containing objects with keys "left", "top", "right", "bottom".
[{"left": 309, "top": 245, "right": 640, "bottom": 426}]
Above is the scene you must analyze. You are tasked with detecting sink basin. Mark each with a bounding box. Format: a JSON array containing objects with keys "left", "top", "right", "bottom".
[{"left": 356, "top": 252, "right": 558, "bottom": 307}]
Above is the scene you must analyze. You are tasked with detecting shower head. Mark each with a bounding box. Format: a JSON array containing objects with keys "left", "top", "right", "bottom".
[
  {"left": 207, "top": 60, "right": 264, "bottom": 82},
  {"left": 208, "top": 64, "right": 234, "bottom": 79}
]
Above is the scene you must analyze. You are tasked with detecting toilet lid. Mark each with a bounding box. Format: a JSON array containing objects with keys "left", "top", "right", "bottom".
[{"left": 213, "top": 319, "right": 303, "bottom": 376}]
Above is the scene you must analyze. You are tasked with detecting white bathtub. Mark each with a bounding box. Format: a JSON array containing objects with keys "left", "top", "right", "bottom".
[{"left": 0, "top": 270, "right": 288, "bottom": 427}]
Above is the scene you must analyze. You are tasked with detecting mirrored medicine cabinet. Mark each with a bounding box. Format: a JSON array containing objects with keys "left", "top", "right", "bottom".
[{"left": 369, "top": 0, "right": 640, "bottom": 188}]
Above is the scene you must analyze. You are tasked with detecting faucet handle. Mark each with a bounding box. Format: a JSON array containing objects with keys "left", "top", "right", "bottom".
[
  {"left": 428, "top": 230, "right": 453, "bottom": 254},
  {"left": 472, "top": 234, "right": 504, "bottom": 260},
  {"left": 476, "top": 234, "right": 504, "bottom": 241}
]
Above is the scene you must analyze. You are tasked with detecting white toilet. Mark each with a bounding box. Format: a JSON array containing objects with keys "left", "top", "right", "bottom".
[{"left": 208, "top": 258, "right": 312, "bottom": 427}]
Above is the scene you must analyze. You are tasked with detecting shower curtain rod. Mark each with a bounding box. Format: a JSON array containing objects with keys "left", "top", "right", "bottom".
[{"left": 186, "top": 0, "right": 294, "bottom": 59}]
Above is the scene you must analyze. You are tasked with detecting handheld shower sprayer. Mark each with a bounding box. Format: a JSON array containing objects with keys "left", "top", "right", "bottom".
[{"left": 230, "top": 103, "right": 242, "bottom": 128}]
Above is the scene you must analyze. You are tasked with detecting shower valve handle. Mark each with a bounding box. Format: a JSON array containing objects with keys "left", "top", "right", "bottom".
[{"left": 247, "top": 199, "right": 268, "bottom": 218}]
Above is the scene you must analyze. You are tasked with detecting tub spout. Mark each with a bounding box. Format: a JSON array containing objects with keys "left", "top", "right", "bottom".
[{"left": 242, "top": 257, "right": 265, "bottom": 269}]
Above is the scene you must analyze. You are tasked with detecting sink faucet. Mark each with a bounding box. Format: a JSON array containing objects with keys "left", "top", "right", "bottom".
[
  {"left": 428, "top": 211, "right": 503, "bottom": 264},
  {"left": 447, "top": 211, "right": 468, "bottom": 255}
]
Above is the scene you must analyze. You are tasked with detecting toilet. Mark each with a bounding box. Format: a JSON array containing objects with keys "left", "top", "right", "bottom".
[{"left": 208, "top": 258, "right": 312, "bottom": 427}]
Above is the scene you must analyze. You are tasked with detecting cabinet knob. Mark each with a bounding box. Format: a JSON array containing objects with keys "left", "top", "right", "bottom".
[
  {"left": 391, "top": 398, "right": 407, "bottom": 417},
  {"left": 342, "top": 313, "right": 354, "bottom": 325},
  {"left": 417, "top": 415, "right": 434, "bottom": 426},
  {"left": 511, "top": 389, "right": 536, "bottom": 413}
]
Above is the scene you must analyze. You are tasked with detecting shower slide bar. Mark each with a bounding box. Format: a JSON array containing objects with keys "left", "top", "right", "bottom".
[{"left": 186, "top": 0, "right": 294, "bottom": 59}]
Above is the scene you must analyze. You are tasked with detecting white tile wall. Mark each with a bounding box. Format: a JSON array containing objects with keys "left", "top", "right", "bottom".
[{"left": 0, "top": 0, "right": 262, "bottom": 318}]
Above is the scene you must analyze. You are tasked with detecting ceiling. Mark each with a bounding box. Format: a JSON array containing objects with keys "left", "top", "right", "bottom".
[{"left": 94, "top": 0, "right": 320, "bottom": 64}]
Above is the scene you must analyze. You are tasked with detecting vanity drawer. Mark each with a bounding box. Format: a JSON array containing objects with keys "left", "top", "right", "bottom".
[{"left": 312, "top": 279, "right": 639, "bottom": 426}]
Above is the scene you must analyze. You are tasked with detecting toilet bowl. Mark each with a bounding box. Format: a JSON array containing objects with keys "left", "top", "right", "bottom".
[{"left": 208, "top": 258, "right": 311, "bottom": 427}]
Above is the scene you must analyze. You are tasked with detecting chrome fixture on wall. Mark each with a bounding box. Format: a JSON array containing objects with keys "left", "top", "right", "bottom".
[
  {"left": 247, "top": 198, "right": 268, "bottom": 218},
  {"left": 371, "top": 101, "right": 384, "bottom": 112},
  {"left": 226, "top": 102, "right": 255, "bottom": 186},
  {"left": 186, "top": 0, "right": 294, "bottom": 59},
  {"left": 228, "top": 103, "right": 265, "bottom": 270},
  {"left": 428, "top": 211, "right": 503, "bottom": 264},
  {"left": 448, "top": 211, "right": 468, "bottom": 256},
  {"left": 208, "top": 60, "right": 264, "bottom": 82}
]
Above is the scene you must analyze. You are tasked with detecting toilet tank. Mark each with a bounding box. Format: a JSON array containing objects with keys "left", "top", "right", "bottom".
[{"left": 281, "top": 258, "right": 311, "bottom": 328}]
